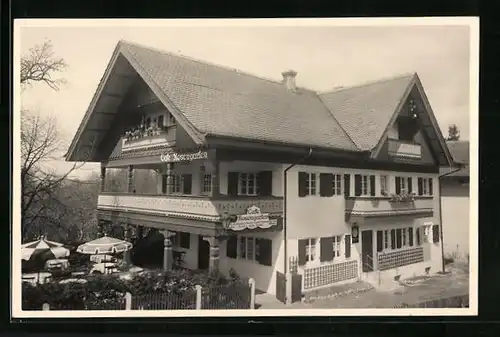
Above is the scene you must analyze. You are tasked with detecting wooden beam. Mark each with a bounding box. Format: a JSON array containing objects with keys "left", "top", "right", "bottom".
[
  {"left": 104, "top": 93, "right": 124, "bottom": 99},
  {"left": 95, "top": 111, "right": 117, "bottom": 116},
  {"left": 85, "top": 128, "right": 108, "bottom": 132},
  {"left": 114, "top": 73, "right": 136, "bottom": 79}
]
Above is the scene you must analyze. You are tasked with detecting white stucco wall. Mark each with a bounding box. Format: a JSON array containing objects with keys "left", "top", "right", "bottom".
[
  {"left": 441, "top": 183, "right": 470, "bottom": 260},
  {"left": 218, "top": 230, "right": 284, "bottom": 294},
  {"left": 285, "top": 164, "right": 442, "bottom": 289}
]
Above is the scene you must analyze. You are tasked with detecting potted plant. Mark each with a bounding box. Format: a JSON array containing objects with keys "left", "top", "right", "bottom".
[{"left": 389, "top": 192, "right": 415, "bottom": 203}]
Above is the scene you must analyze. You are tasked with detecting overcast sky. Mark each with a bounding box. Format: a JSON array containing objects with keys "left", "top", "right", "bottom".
[{"left": 16, "top": 19, "right": 474, "bottom": 178}]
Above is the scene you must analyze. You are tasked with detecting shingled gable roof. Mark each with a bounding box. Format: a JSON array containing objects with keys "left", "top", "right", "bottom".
[
  {"left": 66, "top": 40, "right": 452, "bottom": 164},
  {"left": 66, "top": 40, "right": 361, "bottom": 162},
  {"left": 319, "top": 73, "right": 415, "bottom": 151},
  {"left": 319, "top": 72, "right": 454, "bottom": 166},
  {"left": 443, "top": 140, "right": 469, "bottom": 177}
]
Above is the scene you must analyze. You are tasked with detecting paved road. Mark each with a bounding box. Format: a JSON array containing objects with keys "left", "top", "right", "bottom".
[{"left": 256, "top": 262, "right": 469, "bottom": 309}]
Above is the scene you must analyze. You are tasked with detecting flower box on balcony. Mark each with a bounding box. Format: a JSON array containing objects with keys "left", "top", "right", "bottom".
[
  {"left": 389, "top": 192, "right": 416, "bottom": 203},
  {"left": 124, "top": 125, "right": 165, "bottom": 142}
]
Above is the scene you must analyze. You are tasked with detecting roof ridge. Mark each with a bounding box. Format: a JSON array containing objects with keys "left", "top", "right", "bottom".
[
  {"left": 318, "top": 72, "right": 416, "bottom": 95},
  {"left": 118, "top": 39, "right": 298, "bottom": 89}
]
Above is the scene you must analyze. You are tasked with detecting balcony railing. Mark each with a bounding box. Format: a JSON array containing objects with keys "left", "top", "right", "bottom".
[
  {"left": 387, "top": 138, "right": 422, "bottom": 159},
  {"left": 345, "top": 196, "right": 433, "bottom": 217},
  {"left": 122, "top": 126, "right": 176, "bottom": 152},
  {"left": 97, "top": 193, "right": 284, "bottom": 221}
]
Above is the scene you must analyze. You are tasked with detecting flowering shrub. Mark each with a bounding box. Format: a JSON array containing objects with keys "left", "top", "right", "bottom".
[
  {"left": 389, "top": 192, "right": 415, "bottom": 203},
  {"left": 22, "top": 268, "right": 246, "bottom": 310},
  {"left": 124, "top": 124, "right": 163, "bottom": 141}
]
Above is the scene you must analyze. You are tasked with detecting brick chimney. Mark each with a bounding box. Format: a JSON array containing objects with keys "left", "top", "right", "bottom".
[{"left": 282, "top": 70, "right": 297, "bottom": 92}]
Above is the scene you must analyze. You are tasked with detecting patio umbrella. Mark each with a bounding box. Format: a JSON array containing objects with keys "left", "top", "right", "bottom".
[
  {"left": 21, "top": 237, "right": 70, "bottom": 261},
  {"left": 21, "top": 237, "right": 70, "bottom": 284},
  {"left": 76, "top": 235, "right": 132, "bottom": 255},
  {"left": 77, "top": 235, "right": 132, "bottom": 274}
]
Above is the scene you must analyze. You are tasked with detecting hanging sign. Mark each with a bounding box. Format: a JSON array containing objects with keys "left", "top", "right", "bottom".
[
  {"left": 160, "top": 150, "right": 208, "bottom": 163},
  {"left": 351, "top": 223, "right": 360, "bottom": 243},
  {"left": 228, "top": 205, "right": 277, "bottom": 231}
]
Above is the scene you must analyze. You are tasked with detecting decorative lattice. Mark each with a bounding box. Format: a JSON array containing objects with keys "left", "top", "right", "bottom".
[
  {"left": 303, "top": 260, "right": 358, "bottom": 290},
  {"left": 377, "top": 247, "right": 424, "bottom": 271}
]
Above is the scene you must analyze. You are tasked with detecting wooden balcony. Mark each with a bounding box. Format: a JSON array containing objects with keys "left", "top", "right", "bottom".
[
  {"left": 345, "top": 196, "right": 434, "bottom": 217},
  {"left": 388, "top": 138, "right": 422, "bottom": 159},
  {"left": 97, "top": 192, "right": 284, "bottom": 222},
  {"left": 121, "top": 126, "right": 176, "bottom": 152}
]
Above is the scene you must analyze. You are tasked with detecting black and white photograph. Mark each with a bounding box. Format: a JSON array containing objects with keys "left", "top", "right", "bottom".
[{"left": 12, "top": 17, "right": 478, "bottom": 317}]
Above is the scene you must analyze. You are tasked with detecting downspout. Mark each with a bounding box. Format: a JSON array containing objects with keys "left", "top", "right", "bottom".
[
  {"left": 438, "top": 162, "right": 464, "bottom": 273},
  {"left": 283, "top": 148, "right": 313, "bottom": 277}
]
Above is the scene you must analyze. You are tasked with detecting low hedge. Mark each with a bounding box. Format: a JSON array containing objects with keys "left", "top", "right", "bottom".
[{"left": 22, "top": 268, "right": 245, "bottom": 310}]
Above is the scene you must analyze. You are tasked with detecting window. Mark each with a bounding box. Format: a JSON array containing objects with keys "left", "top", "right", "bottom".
[
  {"left": 354, "top": 174, "right": 375, "bottom": 196},
  {"left": 417, "top": 226, "right": 431, "bottom": 245},
  {"left": 306, "top": 238, "right": 317, "bottom": 263},
  {"left": 332, "top": 235, "right": 342, "bottom": 257},
  {"left": 239, "top": 236, "right": 246, "bottom": 259},
  {"left": 238, "top": 236, "right": 257, "bottom": 261},
  {"left": 172, "top": 175, "right": 181, "bottom": 193},
  {"left": 247, "top": 237, "right": 255, "bottom": 260},
  {"left": 168, "top": 113, "right": 176, "bottom": 126},
  {"left": 400, "top": 177, "right": 407, "bottom": 192},
  {"left": 332, "top": 174, "right": 342, "bottom": 195},
  {"left": 202, "top": 174, "right": 212, "bottom": 194},
  {"left": 306, "top": 173, "right": 318, "bottom": 196},
  {"left": 239, "top": 173, "right": 259, "bottom": 196},
  {"left": 396, "top": 176, "right": 413, "bottom": 194},
  {"left": 383, "top": 230, "right": 390, "bottom": 250},
  {"left": 380, "top": 175, "right": 388, "bottom": 196},
  {"left": 173, "top": 232, "right": 190, "bottom": 249},
  {"left": 361, "top": 175, "right": 368, "bottom": 195},
  {"left": 157, "top": 115, "right": 164, "bottom": 128},
  {"left": 418, "top": 177, "right": 433, "bottom": 196},
  {"left": 402, "top": 228, "right": 407, "bottom": 246}
]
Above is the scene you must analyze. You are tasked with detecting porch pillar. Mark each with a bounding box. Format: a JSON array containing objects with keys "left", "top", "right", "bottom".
[
  {"left": 137, "top": 225, "right": 144, "bottom": 239},
  {"left": 203, "top": 236, "right": 220, "bottom": 273},
  {"left": 127, "top": 165, "right": 134, "bottom": 193},
  {"left": 124, "top": 224, "right": 132, "bottom": 264},
  {"left": 165, "top": 163, "right": 174, "bottom": 195},
  {"left": 100, "top": 166, "right": 106, "bottom": 192},
  {"left": 161, "top": 230, "right": 176, "bottom": 271}
]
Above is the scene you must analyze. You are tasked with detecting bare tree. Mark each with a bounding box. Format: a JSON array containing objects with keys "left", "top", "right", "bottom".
[
  {"left": 20, "top": 40, "right": 68, "bottom": 91},
  {"left": 20, "top": 109, "right": 97, "bottom": 241}
]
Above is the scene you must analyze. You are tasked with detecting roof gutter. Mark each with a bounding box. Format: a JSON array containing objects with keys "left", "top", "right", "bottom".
[
  {"left": 438, "top": 162, "right": 466, "bottom": 273},
  {"left": 283, "top": 148, "right": 313, "bottom": 284}
]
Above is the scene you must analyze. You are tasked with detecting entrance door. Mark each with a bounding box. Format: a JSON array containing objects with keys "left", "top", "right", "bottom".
[
  {"left": 198, "top": 235, "right": 210, "bottom": 270},
  {"left": 361, "top": 230, "right": 374, "bottom": 272}
]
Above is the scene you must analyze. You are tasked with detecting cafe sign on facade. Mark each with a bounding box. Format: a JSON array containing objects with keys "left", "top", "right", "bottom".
[
  {"left": 160, "top": 150, "right": 208, "bottom": 163},
  {"left": 227, "top": 205, "right": 277, "bottom": 231}
]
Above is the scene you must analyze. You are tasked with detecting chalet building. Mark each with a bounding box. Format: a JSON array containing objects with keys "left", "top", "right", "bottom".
[
  {"left": 441, "top": 140, "right": 470, "bottom": 261},
  {"left": 66, "top": 40, "right": 454, "bottom": 303}
]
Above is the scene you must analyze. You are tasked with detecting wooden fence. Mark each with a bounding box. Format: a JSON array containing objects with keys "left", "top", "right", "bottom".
[{"left": 42, "top": 278, "right": 255, "bottom": 310}]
